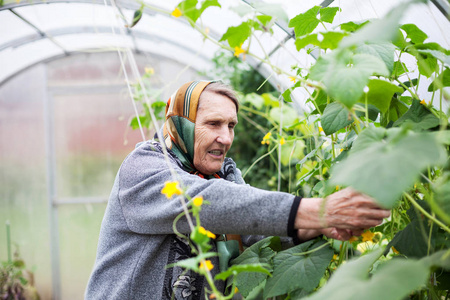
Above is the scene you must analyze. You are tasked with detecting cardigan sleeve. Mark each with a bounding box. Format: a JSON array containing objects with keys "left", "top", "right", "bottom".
[{"left": 117, "top": 141, "right": 297, "bottom": 237}]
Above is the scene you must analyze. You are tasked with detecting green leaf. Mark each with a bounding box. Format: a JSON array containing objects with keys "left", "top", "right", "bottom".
[
  {"left": 392, "top": 61, "right": 409, "bottom": 78},
  {"left": 417, "top": 49, "right": 450, "bottom": 66},
  {"left": 422, "top": 250, "right": 450, "bottom": 270},
  {"left": 355, "top": 42, "right": 395, "bottom": 75},
  {"left": 269, "top": 106, "right": 298, "bottom": 127},
  {"left": 304, "top": 248, "right": 431, "bottom": 300},
  {"left": 321, "top": 102, "right": 353, "bottom": 135},
  {"left": 243, "top": 93, "right": 264, "bottom": 109},
  {"left": 219, "top": 21, "right": 252, "bottom": 48},
  {"left": 417, "top": 52, "right": 439, "bottom": 77},
  {"left": 400, "top": 23, "right": 428, "bottom": 44},
  {"left": 231, "top": 237, "right": 277, "bottom": 297},
  {"left": 310, "top": 51, "right": 389, "bottom": 108},
  {"left": 364, "top": 79, "right": 404, "bottom": 113},
  {"left": 387, "top": 204, "right": 437, "bottom": 258},
  {"left": 331, "top": 129, "right": 447, "bottom": 208},
  {"left": 264, "top": 240, "right": 333, "bottom": 298},
  {"left": 340, "top": 21, "right": 369, "bottom": 32},
  {"left": 319, "top": 7, "right": 340, "bottom": 23},
  {"left": 253, "top": 3, "right": 289, "bottom": 23},
  {"left": 393, "top": 99, "right": 440, "bottom": 131},
  {"left": 256, "top": 15, "right": 273, "bottom": 27},
  {"left": 349, "top": 127, "right": 386, "bottom": 154},
  {"left": 167, "top": 252, "right": 217, "bottom": 272},
  {"left": 130, "top": 115, "right": 149, "bottom": 130},
  {"left": 214, "top": 263, "right": 271, "bottom": 281},
  {"left": 288, "top": 6, "right": 321, "bottom": 37},
  {"left": 262, "top": 93, "right": 279, "bottom": 107},
  {"left": 282, "top": 82, "right": 301, "bottom": 103},
  {"left": 280, "top": 139, "right": 305, "bottom": 166},
  {"left": 339, "top": 1, "right": 422, "bottom": 48},
  {"left": 178, "top": 0, "right": 221, "bottom": 24},
  {"left": 295, "top": 31, "right": 348, "bottom": 51},
  {"left": 431, "top": 173, "right": 450, "bottom": 224},
  {"left": 428, "top": 67, "right": 450, "bottom": 91},
  {"left": 381, "top": 96, "right": 409, "bottom": 126}
]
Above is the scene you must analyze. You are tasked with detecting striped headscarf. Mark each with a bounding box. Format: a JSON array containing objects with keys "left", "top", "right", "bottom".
[{"left": 162, "top": 80, "right": 214, "bottom": 174}]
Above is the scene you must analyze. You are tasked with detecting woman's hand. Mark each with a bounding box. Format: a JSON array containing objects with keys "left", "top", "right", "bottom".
[{"left": 295, "top": 187, "right": 390, "bottom": 231}]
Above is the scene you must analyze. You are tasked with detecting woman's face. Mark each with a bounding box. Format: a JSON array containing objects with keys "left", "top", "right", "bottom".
[{"left": 193, "top": 91, "right": 238, "bottom": 175}]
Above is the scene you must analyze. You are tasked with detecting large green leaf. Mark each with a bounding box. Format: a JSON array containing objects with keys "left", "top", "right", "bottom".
[
  {"left": 214, "top": 263, "right": 271, "bottom": 281},
  {"left": 432, "top": 172, "right": 450, "bottom": 224},
  {"left": 401, "top": 23, "right": 428, "bottom": 44},
  {"left": 330, "top": 128, "right": 447, "bottom": 208},
  {"left": 288, "top": 6, "right": 321, "bottom": 37},
  {"left": 340, "top": 0, "right": 425, "bottom": 48},
  {"left": 417, "top": 49, "right": 450, "bottom": 67},
  {"left": 321, "top": 102, "right": 354, "bottom": 135},
  {"left": 304, "top": 248, "right": 430, "bottom": 300},
  {"left": 387, "top": 204, "right": 437, "bottom": 258},
  {"left": 310, "top": 51, "right": 389, "bottom": 108},
  {"left": 428, "top": 67, "right": 450, "bottom": 91},
  {"left": 355, "top": 42, "right": 395, "bottom": 75},
  {"left": 219, "top": 21, "right": 252, "bottom": 48},
  {"left": 231, "top": 237, "right": 276, "bottom": 297},
  {"left": 264, "top": 240, "right": 333, "bottom": 298},
  {"left": 393, "top": 99, "right": 440, "bottom": 131},
  {"left": 364, "top": 79, "right": 404, "bottom": 113},
  {"left": 269, "top": 106, "right": 298, "bottom": 127},
  {"left": 295, "top": 31, "right": 348, "bottom": 51},
  {"left": 178, "top": 0, "right": 221, "bottom": 24},
  {"left": 319, "top": 7, "right": 340, "bottom": 23}
]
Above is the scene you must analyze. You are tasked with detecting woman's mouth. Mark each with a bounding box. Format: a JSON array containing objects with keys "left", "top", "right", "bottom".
[{"left": 208, "top": 150, "right": 223, "bottom": 158}]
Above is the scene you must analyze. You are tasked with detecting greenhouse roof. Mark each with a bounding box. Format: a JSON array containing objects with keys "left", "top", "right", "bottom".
[{"left": 0, "top": 0, "right": 449, "bottom": 110}]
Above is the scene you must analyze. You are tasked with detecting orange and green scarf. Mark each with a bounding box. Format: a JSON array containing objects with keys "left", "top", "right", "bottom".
[{"left": 163, "top": 80, "right": 220, "bottom": 177}]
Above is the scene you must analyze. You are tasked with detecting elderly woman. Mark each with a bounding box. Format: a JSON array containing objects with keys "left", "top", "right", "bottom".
[{"left": 85, "top": 81, "right": 390, "bottom": 299}]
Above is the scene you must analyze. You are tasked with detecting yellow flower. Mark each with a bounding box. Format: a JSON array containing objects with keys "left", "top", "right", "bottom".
[
  {"left": 261, "top": 132, "right": 271, "bottom": 145},
  {"left": 234, "top": 45, "right": 246, "bottom": 57},
  {"left": 289, "top": 76, "right": 297, "bottom": 83},
  {"left": 198, "top": 226, "right": 207, "bottom": 235},
  {"left": 193, "top": 196, "right": 203, "bottom": 207},
  {"left": 348, "top": 236, "right": 358, "bottom": 243},
  {"left": 280, "top": 137, "right": 286, "bottom": 145},
  {"left": 145, "top": 67, "right": 154, "bottom": 75},
  {"left": 206, "top": 230, "right": 216, "bottom": 239},
  {"left": 161, "top": 181, "right": 182, "bottom": 198},
  {"left": 318, "top": 127, "right": 324, "bottom": 133},
  {"left": 199, "top": 260, "right": 214, "bottom": 271},
  {"left": 420, "top": 99, "right": 426, "bottom": 105},
  {"left": 171, "top": 8, "right": 182, "bottom": 18},
  {"left": 209, "top": 293, "right": 216, "bottom": 299},
  {"left": 332, "top": 254, "right": 338, "bottom": 261},
  {"left": 335, "top": 185, "right": 339, "bottom": 191},
  {"left": 357, "top": 240, "right": 374, "bottom": 253},
  {"left": 361, "top": 230, "right": 375, "bottom": 242},
  {"left": 234, "top": 287, "right": 239, "bottom": 293},
  {"left": 198, "top": 226, "right": 216, "bottom": 239}
]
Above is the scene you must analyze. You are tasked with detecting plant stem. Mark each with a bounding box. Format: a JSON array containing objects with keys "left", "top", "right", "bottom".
[
  {"left": 403, "top": 192, "right": 450, "bottom": 234},
  {"left": 293, "top": 241, "right": 331, "bottom": 256},
  {"left": 6, "top": 220, "right": 11, "bottom": 262},
  {"left": 242, "top": 145, "right": 278, "bottom": 178}
]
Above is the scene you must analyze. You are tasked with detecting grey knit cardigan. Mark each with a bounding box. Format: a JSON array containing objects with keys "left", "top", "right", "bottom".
[{"left": 85, "top": 140, "right": 300, "bottom": 299}]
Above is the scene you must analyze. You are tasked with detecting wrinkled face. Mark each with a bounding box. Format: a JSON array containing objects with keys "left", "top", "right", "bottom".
[{"left": 193, "top": 91, "right": 238, "bottom": 175}]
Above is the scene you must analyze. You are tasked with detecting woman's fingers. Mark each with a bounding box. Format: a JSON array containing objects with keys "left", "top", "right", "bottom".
[{"left": 323, "top": 188, "right": 390, "bottom": 230}]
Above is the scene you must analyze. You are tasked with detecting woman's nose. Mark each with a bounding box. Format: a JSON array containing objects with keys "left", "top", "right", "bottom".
[{"left": 216, "top": 127, "right": 233, "bottom": 145}]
